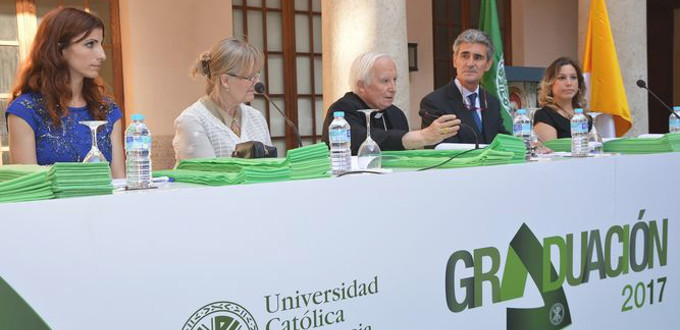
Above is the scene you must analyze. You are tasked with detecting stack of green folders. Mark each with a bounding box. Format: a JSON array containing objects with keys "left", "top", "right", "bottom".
[
  {"left": 381, "top": 134, "right": 526, "bottom": 169},
  {"left": 488, "top": 134, "right": 528, "bottom": 162},
  {"left": 155, "top": 143, "right": 331, "bottom": 186},
  {"left": 542, "top": 138, "right": 572, "bottom": 152},
  {"left": 0, "top": 165, "right": 54, "bottom": 203},
  {"left": 47, "top": 162, "right": 113, "bottom": 198},
  {"left": 169, "top": 157, "right": 291, "bottom": 185},
  {"left": 543, "top": 134, "right": 680, "bottom": 154},
  {"left": 152, "top": 169, "right": 245, "bottom": 186},
  {"left": 603, "top": 134, "right": 680, "bottom": 154},
  {"left": 286, "top": 142, "right": 331, "bottom": 179}
]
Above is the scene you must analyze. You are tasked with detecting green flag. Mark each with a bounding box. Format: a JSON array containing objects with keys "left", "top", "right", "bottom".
[{"left": 479, "top": 0, "right": 513, "bottom": 133}]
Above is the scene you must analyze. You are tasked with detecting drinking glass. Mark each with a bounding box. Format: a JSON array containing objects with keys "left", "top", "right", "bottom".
[
  {"left": 588, "top": 112, "right": 604, "bottom": 154},
  {"left": 79, "top": 120, "right": 108, "bottom": 163},
  {"left": 357, "top": 109, "right": 381, "bottom": 169},
  {"left": 528, "top": 108, "right": 541, "bottom": 157}
]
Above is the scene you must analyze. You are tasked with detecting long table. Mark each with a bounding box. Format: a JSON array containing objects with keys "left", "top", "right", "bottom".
[{"left": 0, "top": 153, "right": 677, "bottom": 330}]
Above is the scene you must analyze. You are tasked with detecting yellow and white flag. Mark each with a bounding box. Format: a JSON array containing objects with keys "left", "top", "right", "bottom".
[{"left": 582, "top": 0, "right": 632, "bottom": 137}]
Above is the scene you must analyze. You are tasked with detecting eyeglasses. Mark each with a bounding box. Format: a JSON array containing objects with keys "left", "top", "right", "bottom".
[{"left": 227, "top": 72, "right": 260, "bottom": 83}]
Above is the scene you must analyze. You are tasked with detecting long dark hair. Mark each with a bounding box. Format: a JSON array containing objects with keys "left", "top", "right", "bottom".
[{"left": 10, "top": 7, "right": 110, "bottom": 128}]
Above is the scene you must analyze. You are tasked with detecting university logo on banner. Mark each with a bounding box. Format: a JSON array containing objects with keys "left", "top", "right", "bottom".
[{"left": 183, "top": 301, "right": 258, "bottom": 330}]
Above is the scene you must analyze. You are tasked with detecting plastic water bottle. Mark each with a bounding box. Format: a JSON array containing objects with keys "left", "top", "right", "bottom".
[
  {"left": 669, "top": 106, "right": 680, "bottom": 133},
  {"left": 513, "top": 108, "right": 532, "bottom": 157},
  {"left": 329, "top": 111, "right": 351, "bottom": 175},
  {"left": 125, "top": 114, "right": 152, "bottom": 189},
  {"left": 570, "top": 108, "right": 589, "bottom": 157}
]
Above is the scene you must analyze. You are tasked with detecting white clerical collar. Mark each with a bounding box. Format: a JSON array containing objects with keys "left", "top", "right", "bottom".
[{"left": 454, "top": 78, "right": 480, "bottom": 100}]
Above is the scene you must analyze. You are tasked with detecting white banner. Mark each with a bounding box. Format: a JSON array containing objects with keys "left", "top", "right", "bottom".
[{"left": 0, "top": 153, "right": 677, "bottom": 330}]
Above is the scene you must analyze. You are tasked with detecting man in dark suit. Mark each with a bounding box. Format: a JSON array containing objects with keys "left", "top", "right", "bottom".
[{"left": 420, "top": 29, "right": 509, "bottom": 145}]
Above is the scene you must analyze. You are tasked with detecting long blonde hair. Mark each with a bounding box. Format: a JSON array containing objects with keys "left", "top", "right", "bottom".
[
  {"left": 538, "top": 57, "right": 587, "bottom": 113},
  {"left": 191, "top": 36, "right": 264, "bottom": 95}
]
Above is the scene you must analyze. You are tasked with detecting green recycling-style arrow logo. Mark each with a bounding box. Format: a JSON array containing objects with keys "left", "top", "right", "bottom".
[
  {"left": 0, "top": 275, "right": 52, "bottom": 330},
  {"left": 502, "top": 223, "right": 572, "bottom": 329},
  {"left": 445, "top": 223, "right": 573, "bottom": 329}
]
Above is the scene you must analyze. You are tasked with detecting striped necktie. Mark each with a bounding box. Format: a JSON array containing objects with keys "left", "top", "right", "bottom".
[{"left": 467, "top": 93, "right": 482, "bottom": 132}]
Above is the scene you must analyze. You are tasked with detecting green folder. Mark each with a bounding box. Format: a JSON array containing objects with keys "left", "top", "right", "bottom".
[
  {"left": 47, "top": 162, "right": 113, "bottom": 198},
  {"left": 0, "top": 166, "right": 54, "bottom": 203},
  {"left": 1, "top": 162, "right": 113, "bottom": 202},
  {"left": 153, "top": 169, "right": 244, "bottom": 186},
  {"left": 603, "top": 133, "right": 680, "bottom": 154},
  {"left": 543, "top": 134, "right": 680, "bottom": 154},
  {"left": 381, "top": 134, "right": 526, "bottom": 169},
  {"left": 542, "top": 138, "right": 572, "bottom": 152}
]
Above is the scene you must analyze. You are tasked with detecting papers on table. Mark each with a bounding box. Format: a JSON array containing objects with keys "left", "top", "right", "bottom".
[
  {"left": 435, "top": 143, "right": 489, "bottom": 150},
  {"left": 637, "top": 134, "right": 664, "bottom": 139}
]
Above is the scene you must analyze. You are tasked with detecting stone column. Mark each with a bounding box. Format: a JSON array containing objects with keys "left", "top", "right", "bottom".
[
  {"left": 321, "top": 0, "right": 410, "bottom": 118},
  {"left": 578, "top": 0, "right": 647, "bottom": 136}
]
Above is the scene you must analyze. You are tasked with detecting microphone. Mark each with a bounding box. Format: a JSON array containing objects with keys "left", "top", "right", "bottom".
[
  {"left": 637, "top": 79, "right": 680, "bottom": 120},
  {"left": 254, "top": 82, "right": 303, "bottom": 148}
]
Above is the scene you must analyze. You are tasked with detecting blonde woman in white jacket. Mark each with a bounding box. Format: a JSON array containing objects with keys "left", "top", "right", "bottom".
[{"left": 173, "top": 37, "right": 272, "bottom": 161}]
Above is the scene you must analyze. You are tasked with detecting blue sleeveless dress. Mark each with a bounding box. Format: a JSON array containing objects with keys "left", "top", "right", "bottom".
[{"left": 5, "top": 93, "right": 122, "bottom": 165}]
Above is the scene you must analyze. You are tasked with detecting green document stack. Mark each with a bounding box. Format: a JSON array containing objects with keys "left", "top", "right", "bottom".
[
  {"left": 170, "top": 157, "right": 291, "bottom": 184},
  {"left": 381, "top": 134, "right": 526, "bottom": 169},
  {"left": 156, "top": 143, "right": 331, "bottom": 186},
  {"left": 603, "top": 134, "right": 680, "bottom": 154},
  {"left": 542, "top": 138, "right": 572, "bottom": 152},
  {"left": 487, "top": 134, "right": 528, "bottom": 162},
  {"left": 0, "top": 165, "right": 54, "bottom": 203},
  {"left": 47, "top": 162, "right": 113, "bottom": 198},
  {"left": 286, "top": 142, "right": 331, "bottom": 180},
  {"left": 543, "top": 134, "right": 680, "bottom": 154},
  {"left": 152, "top": 169, "right": 244, "bottom": 186},
  {"left": 176, "top": 157, "right": 288, "bottom": 172},
  {"left": 241, "top": 165, "right": 292, "bottom": 183}
]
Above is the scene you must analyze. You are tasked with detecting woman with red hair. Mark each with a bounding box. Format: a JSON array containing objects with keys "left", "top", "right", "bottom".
[{"left": 5, "top": 7, "right": 124, "bottom": 178}]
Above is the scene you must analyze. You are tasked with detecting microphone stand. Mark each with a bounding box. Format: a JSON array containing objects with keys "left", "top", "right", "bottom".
[
  {"left": 461, "top": 123, "right": 480, "bottom": 150},
  {"left": 638, "top": 80, "right": 680, "bottom": 120},
  {"left": 255, "top": 83, "right": 303, "bottom": 148}
]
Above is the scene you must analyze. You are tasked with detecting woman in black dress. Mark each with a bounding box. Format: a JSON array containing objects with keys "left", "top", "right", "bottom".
[{"left": 534, "top": 57, "right": 591, "bottom": 142}]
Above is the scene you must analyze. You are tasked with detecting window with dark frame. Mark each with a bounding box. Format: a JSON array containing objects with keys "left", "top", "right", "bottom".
[
  {"left": 232, "top": 0, "right": 322, "bottom": 154},
  {"left": 432, "top": 0, "right": 512, "bottom": 89}
]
